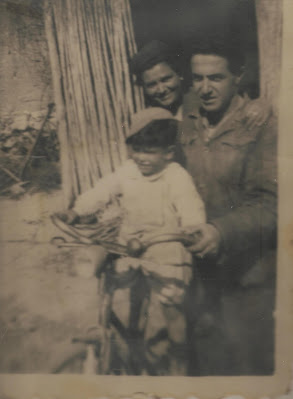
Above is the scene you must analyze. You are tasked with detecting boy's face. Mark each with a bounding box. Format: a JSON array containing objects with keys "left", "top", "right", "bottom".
[{"left": 130, "top": 146, "right": 173, "bottom": 176}]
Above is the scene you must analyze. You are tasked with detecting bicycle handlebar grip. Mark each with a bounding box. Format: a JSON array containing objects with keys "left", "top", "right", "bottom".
[{"left": 126, "top": 238, "right": 145, "bottom": 257}]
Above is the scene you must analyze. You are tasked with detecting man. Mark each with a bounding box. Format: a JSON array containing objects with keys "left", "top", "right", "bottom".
[
  {"left": 130, "top": 39, "right": 276, "bottom": 376},
  {"left": 181, "top": 40, "right": 277, "bottom": 375}
]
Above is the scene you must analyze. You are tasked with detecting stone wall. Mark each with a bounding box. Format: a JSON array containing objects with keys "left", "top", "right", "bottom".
[
  {"left": 0, "top": 1, "right": 53, "bottom": 120},
  {"left": 0, "top": 1, "right": 58, "bottom": 191}
]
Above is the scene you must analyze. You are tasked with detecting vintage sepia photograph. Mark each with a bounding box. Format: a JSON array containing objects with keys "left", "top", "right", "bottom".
[{"left": 0, "top": 0, "right": 292, "bottom": 397}]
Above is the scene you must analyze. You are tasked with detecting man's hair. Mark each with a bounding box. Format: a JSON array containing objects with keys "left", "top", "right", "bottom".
[
  {"left": 125, "top": 119, "right": 178, "bottom": 149},
  {"left": 190, "top": 35, "right": 245, "bottom": 76}
]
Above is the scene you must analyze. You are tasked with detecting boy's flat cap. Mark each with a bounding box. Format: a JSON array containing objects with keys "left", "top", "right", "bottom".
[{"left": 128, "top": 107, "right": 174, "bottom": 138}]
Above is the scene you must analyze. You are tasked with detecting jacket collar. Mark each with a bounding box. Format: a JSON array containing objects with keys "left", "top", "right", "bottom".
[{"left": 182, "top": 93, "right": 251, "bottom": 143}]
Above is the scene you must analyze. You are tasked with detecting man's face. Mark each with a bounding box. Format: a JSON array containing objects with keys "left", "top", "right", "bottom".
[
  {"left": 130, "top": 146, "right": 173, "bottom": 176},
  {"left": 142, "top": 62, "right": 182, "bottom": 108},
  {"left": 191, "top": 54, "right": 241, "bottom": 114}
]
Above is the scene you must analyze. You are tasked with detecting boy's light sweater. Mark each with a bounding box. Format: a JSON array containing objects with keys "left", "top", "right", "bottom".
[{"left": 73, "top": 159, "right": 206, "bottom": 244}]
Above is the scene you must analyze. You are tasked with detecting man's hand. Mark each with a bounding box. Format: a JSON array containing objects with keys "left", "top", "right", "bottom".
[
  {"left": 188, "top": 223, "right": 221, "bottom": 259},
  {"left": 55, "top": 210, "right": 79, "bottom": 225},
  {"left": 243, "top": 98, "right": 272, "bottom": 130}
]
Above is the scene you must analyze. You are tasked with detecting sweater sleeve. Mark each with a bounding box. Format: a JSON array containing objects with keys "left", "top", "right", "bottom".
[
  {"left": 72, "top": 165, "right": 125, "bottom": 216},
  {"left": 169, "top": 164, "right": 206, "bottom": 230},
  {"left": 211, "top": 116, "right": 277, "bottom": 256}
]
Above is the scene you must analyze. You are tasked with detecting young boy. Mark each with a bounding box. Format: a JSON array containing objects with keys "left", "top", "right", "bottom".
[{"left": 60, "top": 107, "right": 206, "bottom": 375}]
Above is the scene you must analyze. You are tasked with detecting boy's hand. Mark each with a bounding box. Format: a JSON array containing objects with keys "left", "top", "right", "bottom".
[
  {"left": 188, "top": 223, "right": 221, "bottom": 259},
  {"left": 55, "top": 210, "right": 79, "bottom": 225}
]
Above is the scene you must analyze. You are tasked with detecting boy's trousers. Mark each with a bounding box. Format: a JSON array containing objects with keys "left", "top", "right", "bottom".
[{"left": 113, "top": 242, "right": 193, "bottom": 376}]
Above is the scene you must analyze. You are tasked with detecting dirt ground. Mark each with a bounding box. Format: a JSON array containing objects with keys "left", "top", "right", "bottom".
[
  {"left": 0, "top": 188, "right": 285, "bottom": 379},
  {"left": 0, "top": 189, "right": 128, "bottom": 373}
]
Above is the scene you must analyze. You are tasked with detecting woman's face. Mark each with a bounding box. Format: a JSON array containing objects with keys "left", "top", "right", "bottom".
[{"left": 141, "top": 62, "right": 183, "bottom": 108}]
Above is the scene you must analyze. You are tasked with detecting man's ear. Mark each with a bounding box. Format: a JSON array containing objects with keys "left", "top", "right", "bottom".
[{"left": 165, "top": 145, "right": 176, "bottom": 160}]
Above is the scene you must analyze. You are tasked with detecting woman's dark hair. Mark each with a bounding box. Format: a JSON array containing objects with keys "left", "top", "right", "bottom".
[
  {"left": 130, "top": 40, "right": 182, "bottom": 85},
  {"left": 126, "top": 119, "right": 178, "bottom": 149}
]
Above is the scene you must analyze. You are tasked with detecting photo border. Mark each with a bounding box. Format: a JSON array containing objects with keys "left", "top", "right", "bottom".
[{"left": 1, "top": 0, "right": 293, "bottom": 397}]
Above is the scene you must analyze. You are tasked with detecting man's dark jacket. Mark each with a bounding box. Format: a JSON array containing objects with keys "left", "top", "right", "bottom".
[{"left": 179, "top": 91, "right": 277, "bottom": 375}]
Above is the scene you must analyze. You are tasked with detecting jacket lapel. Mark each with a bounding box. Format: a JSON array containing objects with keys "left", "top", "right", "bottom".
[{"left": 181, "top": 93, "right": 250, "bottom": 144}]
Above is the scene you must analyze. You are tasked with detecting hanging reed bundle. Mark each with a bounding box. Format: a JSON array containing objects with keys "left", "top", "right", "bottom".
[{"left": 44, "top": 0, "right": 144, "bottom": 207}]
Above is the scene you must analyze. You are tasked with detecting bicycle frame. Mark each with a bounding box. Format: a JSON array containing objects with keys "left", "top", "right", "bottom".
[{"left": 50, "top": 214, "right": 197, "bottom": 374}]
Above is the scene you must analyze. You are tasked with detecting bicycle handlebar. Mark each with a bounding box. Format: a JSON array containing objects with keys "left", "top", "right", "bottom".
[{"left": 51, "top": 214, "right": 197, "bottom": 257}]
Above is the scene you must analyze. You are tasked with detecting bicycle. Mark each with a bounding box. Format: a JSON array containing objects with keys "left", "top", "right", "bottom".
[{"left": 50, "top": 213, "right": 196, "bottom": 375}]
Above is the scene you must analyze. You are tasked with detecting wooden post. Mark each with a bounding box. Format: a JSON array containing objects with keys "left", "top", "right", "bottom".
[
  {"left": 44, "top": 0, "right": 76, "bottom": 207},
  {"left": 255, "top": 0, "right": 283, "bottom": 115}
]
